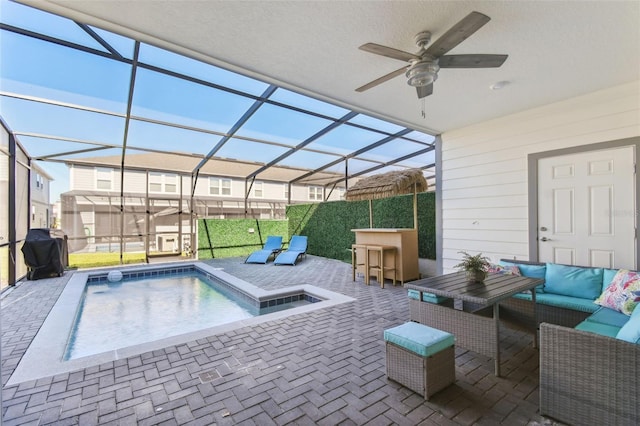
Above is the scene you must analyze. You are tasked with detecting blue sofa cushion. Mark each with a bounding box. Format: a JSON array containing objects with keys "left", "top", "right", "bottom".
[
  {"left": 544, "top": 263, "right": 603, "bottom": 299},
  {"left": 616, "top": 313, "right": 640, "bottom": 344},
  {"left": 407, "top": 289, "right": 449, "bottom": 304},
  {"left": 384, "top": 322, "right": 454, "bottom": 357},
  {"left": 512, "top": 292, "right": 599, "bottom": 313},
  {"left": 602, "top": 268, "right": 619, "bottom": 292},
  {"left": 575, "top": 320, "right": 621, "bottom": 338},
  {"left": 585, "top": 307, "right": 630, "bottom": 328},
  {"left": 500, "top": 261, "right": 546, "bottom": 291}
]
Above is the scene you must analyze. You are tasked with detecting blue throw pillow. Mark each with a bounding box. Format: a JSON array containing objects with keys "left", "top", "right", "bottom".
[
  {"left": 500, "top": 261, "right": 546, "bottom": 291},
  {"left": 616, "top": 313, "right": 640, "bottom": 344},
  {"left": 544, "top": 263, "right": 603, "bottom": 300}
]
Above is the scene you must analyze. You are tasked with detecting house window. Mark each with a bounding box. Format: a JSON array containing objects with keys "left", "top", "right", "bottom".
[
  {"left": 209, "top": 177, "right": 231, "bottom": 195},
  {"left": 308, "top": 186, "right": 323, "bottom": 201},
  {"left": 34, "top": 173, "right": 44, "bottom": 190},
  {"left": 96, "top": 167, "right": 112, "bottom": 190},
  {"left": 149, "top": 173, "right": 178, "bottom": 193},
  {"left": 253, "top": 182, "right": 263, "bottom": 198},
  {"left": 149, "top": 172, "right": 162, "bottom": 192},
  {"left": 165, "top": 174, "right": 177, "bottom": 193}
]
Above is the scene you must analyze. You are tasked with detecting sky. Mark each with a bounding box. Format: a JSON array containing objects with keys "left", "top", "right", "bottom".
[{"left": 0, "top": 0, "right": 435, "bottom": 202}]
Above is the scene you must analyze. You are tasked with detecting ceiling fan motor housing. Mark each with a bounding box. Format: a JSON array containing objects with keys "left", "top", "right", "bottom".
[{"left": 414, "top": 31, "right": 432, "bottom": 49}]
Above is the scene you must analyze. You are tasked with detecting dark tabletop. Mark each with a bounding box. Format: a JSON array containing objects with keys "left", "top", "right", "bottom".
[{"left": 406, "top": 272, "right": 543, "bottom": 305}]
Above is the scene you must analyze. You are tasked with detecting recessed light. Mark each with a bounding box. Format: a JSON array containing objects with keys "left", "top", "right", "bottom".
[{"left": 490, "top": 81, "right": 510, "bottom": 90}]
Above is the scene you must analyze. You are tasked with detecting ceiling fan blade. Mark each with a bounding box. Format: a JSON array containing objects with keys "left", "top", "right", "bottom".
[
  {"left": 424, "top": 11, "right": 491, "bottom": 58},
  {"left": 416, "top": 84, "right": 433, "bottom": 99},
  {"left": 356, "top": 66, "right": 408, "bottom": 92},
  {"left": 439, "top": 54, "right": 508, "bottom": 68},
  {"left": 359, "top": 43, "right": 421, "bottom": 62}
]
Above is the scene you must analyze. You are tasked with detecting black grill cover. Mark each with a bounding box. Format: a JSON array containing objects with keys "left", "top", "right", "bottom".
[{"left": 21, "top": 228, "right": 68, "bottom": 280}]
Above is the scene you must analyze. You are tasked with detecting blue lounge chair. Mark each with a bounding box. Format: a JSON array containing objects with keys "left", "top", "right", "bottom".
[
  {"left": 273, "top": 235, "right": 308, "bottom": 265},
  {"left": 245, "top": 236, "right": 283, "bottom": 264}
]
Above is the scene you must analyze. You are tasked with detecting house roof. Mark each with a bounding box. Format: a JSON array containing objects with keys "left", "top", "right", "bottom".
[{"left": 64, "top": 153, "right": 352, "bottom": 186}]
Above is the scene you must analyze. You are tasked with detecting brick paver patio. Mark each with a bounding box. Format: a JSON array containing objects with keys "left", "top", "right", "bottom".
[{"left": 1, "top": 256, "right": 560, "bottom": 425}]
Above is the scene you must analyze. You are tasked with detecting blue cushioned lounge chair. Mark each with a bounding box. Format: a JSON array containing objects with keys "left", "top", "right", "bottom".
[
  {"left": 273, "top": 235, "right": 308, "bottom": 265},
  {"left": 245, "top": 236, "right": 283, "bottom": 264}
]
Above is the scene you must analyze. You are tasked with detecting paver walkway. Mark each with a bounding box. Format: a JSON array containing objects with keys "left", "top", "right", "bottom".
[{"left": 1, "top": 256, "right": 561, "bottom": 425}]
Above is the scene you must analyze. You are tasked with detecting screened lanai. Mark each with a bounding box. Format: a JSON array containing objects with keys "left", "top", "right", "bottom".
[{"left": 0, "top": 1, "right": 436, "bottom": 288}]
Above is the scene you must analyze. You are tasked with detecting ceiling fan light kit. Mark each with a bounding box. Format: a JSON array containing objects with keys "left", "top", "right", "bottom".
[
  {"left": 356, "top": 11, "right": 508, "bottom": 100},
  {"left": 406, "top": 60, "right": 439, "bottom": 87}
]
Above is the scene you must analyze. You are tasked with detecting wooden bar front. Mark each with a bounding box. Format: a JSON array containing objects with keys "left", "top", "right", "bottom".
[{"left": 352, "top": 228, "right": 419, "bottom": 283}]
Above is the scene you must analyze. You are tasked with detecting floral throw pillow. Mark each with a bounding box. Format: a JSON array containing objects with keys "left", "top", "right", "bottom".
[
  {"left": 595, "top": 269, "right": 640, "bottom": 315},
  {"left": 487, "top": 264, "right": 521, "bottom": 275}
]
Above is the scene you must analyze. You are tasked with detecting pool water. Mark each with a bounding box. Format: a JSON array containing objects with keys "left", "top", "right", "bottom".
[{"left": 65, "top": 273, "right": 307, "bottom": 360}]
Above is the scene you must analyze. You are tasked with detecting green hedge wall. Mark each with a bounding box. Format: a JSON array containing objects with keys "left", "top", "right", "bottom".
[
  {"left": 197, "top": 219, "right": 288, "bottom": 259},
  {"left": 196, "top": 192, "right": 436, "bottom": 262},
  {"left": 287, "top": 192, "right": 436, "bottom": 262}
]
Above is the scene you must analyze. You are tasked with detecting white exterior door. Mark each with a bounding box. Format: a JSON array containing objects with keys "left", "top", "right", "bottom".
[{"left": 538, "top": 146, "right": 636, "bottom": 269}]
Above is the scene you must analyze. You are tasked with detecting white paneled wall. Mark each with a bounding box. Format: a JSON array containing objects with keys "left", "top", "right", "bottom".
[{"left": 440, "top": 81, "right": 640, "bottom": 272}]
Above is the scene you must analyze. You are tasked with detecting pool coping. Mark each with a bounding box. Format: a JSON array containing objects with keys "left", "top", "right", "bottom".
[{"left": 7, "top": 262, "right": 355, "bottom": 386}]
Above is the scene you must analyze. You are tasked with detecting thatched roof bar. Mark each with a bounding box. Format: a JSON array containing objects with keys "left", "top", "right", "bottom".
[{"left": 345, "top": 169, "right": 428, "bottom": 201}]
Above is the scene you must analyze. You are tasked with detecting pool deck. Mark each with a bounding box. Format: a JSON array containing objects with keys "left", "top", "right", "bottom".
[{"left": 1, "top": 256, "right": 561, "bottom": 425}]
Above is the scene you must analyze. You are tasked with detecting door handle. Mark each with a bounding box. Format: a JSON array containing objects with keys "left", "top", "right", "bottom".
[{"left": 540, "top": 237, "right": 551, "bottom": 242}]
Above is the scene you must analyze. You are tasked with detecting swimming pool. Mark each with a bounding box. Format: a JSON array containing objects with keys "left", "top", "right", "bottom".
[
  {"left": 8, "top": 262, "right": 354, "bottom": 385},
  {"left": 65, "top": 271, "right": 313, "bottom": 360}
]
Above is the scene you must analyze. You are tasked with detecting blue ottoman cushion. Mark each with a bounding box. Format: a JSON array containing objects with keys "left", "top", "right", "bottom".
[
  {"left": 384, "top": 322, "right": 454, "bottom": 357},
  {"left": 408, "top": 289, "right": 449, "bottom": 304}
]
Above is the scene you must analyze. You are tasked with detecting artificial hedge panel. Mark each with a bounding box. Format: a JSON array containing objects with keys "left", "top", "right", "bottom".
[
  {"left": 197, "top": 219, "right": 288, "bottom": 259},
  {"left": 287, "top": 200, "right": 370, "bottom": 263},
  {"left": 287, "top": 192, "right": 436, "bottom": 262},
  {"left": 196, "top": 192, "right": 436, "bottom": 261}
]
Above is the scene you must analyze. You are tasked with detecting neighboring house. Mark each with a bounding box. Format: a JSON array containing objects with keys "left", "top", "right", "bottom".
[
  {"left": 30, "top": 163, "right": 53, "bottom": 229},
  {"left": 60, "top": 154, "right": 347, "bottom": 253}
]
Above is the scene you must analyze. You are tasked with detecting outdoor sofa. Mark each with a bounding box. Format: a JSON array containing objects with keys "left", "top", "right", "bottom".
[
  {"left": 408, "top": 259, "right": 640, "bottom": 425},
  {"left": 498, "top": 260, "right": 640, "bottom": 425}
]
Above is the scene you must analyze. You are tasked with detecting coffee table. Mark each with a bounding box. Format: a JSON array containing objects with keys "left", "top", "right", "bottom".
[{"left": 406, "top": 272, "right": 543, "bottom": 376}]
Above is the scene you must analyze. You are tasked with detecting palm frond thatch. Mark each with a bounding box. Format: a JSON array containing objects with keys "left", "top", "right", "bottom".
[{"left": 345, "top": 169, "right": 428, "bottom": 201}]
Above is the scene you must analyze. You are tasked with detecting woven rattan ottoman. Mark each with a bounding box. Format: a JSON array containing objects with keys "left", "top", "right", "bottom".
[{"left": 384, "top": 322, "right": 455, "bottom": 400}]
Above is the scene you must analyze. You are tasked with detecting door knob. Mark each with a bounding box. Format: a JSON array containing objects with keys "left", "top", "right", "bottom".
[{"left": 540, "top": 237, "right": 551, "bottom": 242}]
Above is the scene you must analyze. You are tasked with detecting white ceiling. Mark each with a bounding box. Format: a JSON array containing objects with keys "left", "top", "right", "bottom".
[{"left": 22, "top": 0, "right": 640, "bottom": 135}]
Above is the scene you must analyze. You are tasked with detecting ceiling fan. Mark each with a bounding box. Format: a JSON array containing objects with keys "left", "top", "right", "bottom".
[{"left": 356, "top": 11, "right": 508, "bottom": 99}]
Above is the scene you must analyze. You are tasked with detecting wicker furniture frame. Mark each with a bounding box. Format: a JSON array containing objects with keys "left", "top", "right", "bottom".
[
  {"left": 540, "top": 323, "right": 640, "bottom": 425},
  {"left": 498, "top": 296, "right": 591, "bottom": 329},
  {"left": 407, "top": 272, "right": 542, "bottom": 376},
  {"left": 386, "top": 342, "right": 455, "bottom": 400}
]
